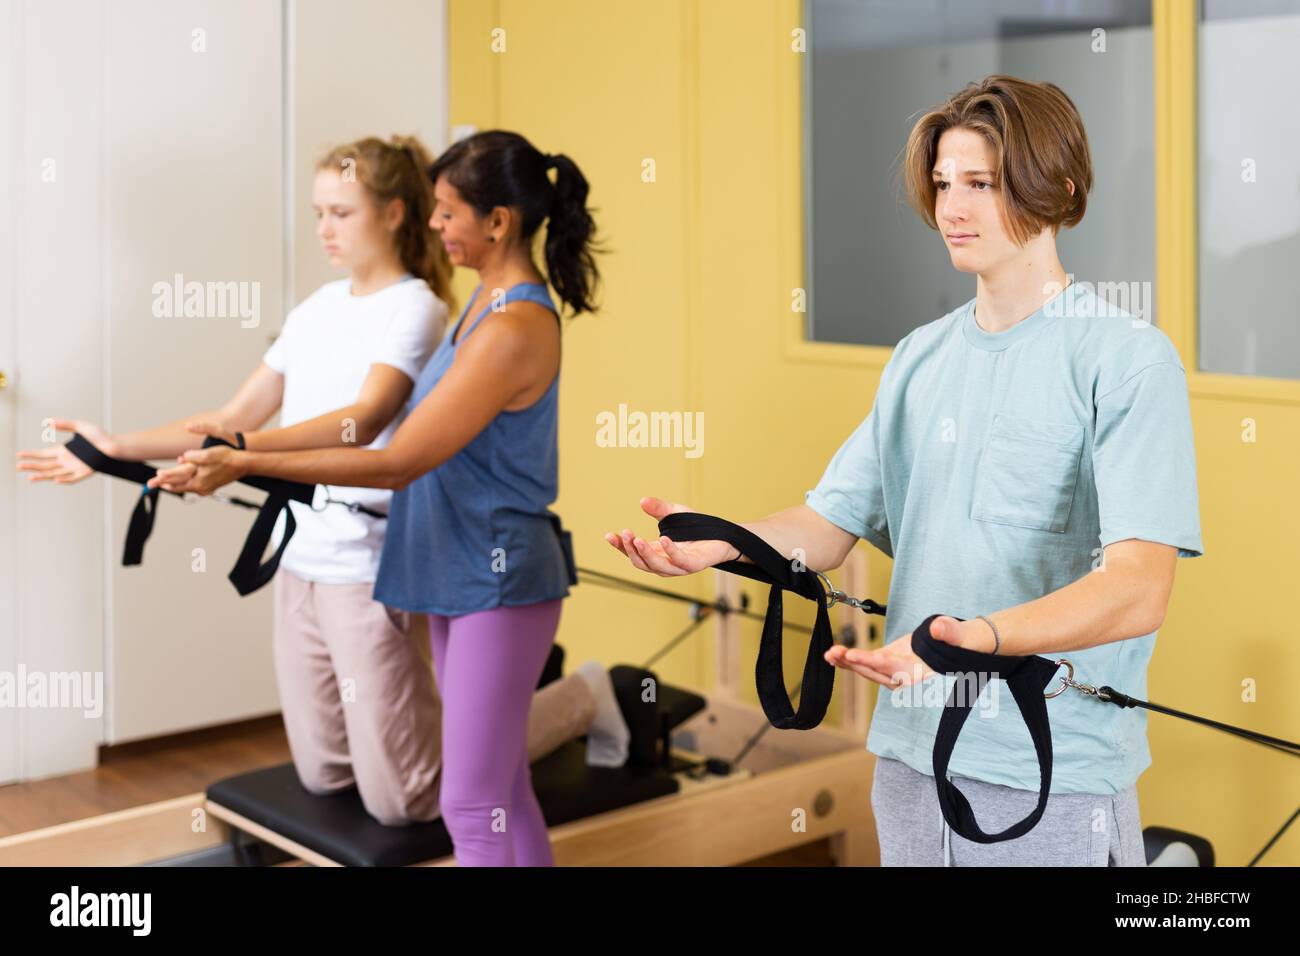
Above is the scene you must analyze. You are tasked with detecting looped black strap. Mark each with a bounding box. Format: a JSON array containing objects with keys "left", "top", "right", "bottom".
[
  {"left": 65, "top": 434, "right": 178, "bottom": 567},
  {"left": 658, "top": 511, "right": 837, "bottom": 730},
  {"left": 199, "top": 437, "right": 315, "bottom": 596},
  {"left": 910, "top": 613, "right": 1063, "bottom": 843},
  {"left": 64, "top": 432, "right": 315, "bottom": 596}
]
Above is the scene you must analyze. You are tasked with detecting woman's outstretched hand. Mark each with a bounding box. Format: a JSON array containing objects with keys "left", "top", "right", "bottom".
[
  {"left": 604, "top": 497, "right": 739, "bottom": 577},
  {"left": 15, "top": 419, "right": 115, "bottom": 484}
]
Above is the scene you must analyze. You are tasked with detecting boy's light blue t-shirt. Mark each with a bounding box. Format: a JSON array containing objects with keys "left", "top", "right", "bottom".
[{"left": 805, "top": 281, "right": 1204, "bottom": 795}]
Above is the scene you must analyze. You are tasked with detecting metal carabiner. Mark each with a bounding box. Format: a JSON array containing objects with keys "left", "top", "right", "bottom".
[
  {"left": 813, "top": 568, "right": 844, "bottom": 607},
  {"left": 811, "top": 569, "right": 861, "bottom": 611},
  {"left": 1047, "top": 659, "right": 1101, "bottom": 699},
  {"left": 811, "top": 569, "right": 886, "bottom": 617}
]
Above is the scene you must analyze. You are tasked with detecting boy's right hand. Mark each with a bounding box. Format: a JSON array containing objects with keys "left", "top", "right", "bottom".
[
  {"left": 15, "top": 419, "right": 117, "bottom": 485},
  {"left": 604, "top": 496, "right": 740, "bottom": 577}
]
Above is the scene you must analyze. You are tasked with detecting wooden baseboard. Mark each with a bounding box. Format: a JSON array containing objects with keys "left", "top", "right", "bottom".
[{"left": 0, "top": 793, "right": 229, "bottom": 866}]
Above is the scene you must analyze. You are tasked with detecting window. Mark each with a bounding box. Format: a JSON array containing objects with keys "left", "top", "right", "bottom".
[
  {"left": 804, "top": 0, "right": 1155, "bottom": 346},
  {"left": 1197, "top": 0, "right": 1300, "bottom": 380}
]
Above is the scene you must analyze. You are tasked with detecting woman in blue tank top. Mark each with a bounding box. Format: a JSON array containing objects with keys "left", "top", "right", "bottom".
[{"left": 155, "top": 131, "right": 604, "bottom": 866}]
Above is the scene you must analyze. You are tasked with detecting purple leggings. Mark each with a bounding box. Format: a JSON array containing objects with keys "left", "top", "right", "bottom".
[{"left": 427, "top": 599, "right": 562, "bottom": 866}]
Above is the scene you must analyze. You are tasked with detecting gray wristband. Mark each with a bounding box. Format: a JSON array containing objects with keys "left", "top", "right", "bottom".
[{"left": 977, "top": 614, "right": 1001, "bottom": 655}]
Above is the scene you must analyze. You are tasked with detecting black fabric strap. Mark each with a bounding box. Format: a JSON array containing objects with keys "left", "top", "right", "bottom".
[
  {"left": 655, "top": 510, "right": 1061, "bottom": 837},
  {"left": 658, "top": 511, "right": 838, "bottom": 730},
  {"left": 64, "top": 432, "right": 315, "bottom": 596},
  {"left": 909, "top": 613, "right": 1062, "bottom": 843},
  {"left": 199, "top": 436, "right": 315, "bottom": 596},
  {"left": 65, "top": 433, "right": 180, "bottom": 567}
]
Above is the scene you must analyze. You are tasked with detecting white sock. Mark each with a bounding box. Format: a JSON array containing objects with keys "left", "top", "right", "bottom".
[{"left": 575, "top": 661, "right": 631, "bottom": 768}]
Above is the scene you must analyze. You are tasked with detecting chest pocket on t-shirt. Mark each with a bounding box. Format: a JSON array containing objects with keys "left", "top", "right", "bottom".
[{"left": 971, "top": 413, "right": 1084, "bottom": 534}]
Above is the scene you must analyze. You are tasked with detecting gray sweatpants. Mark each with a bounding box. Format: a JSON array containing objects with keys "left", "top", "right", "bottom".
[{"left": 870, "top": 755, "right": 1146, "bottom": 866}]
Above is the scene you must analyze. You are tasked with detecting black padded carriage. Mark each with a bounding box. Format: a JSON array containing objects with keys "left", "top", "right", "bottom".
[{"left": 206, "top": 660, "right": 708, "bottom": 866}]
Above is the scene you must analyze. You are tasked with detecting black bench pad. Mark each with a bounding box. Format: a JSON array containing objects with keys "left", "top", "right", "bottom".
[{"left": 207, "top": 739, "right": 680, "bottom": 867}]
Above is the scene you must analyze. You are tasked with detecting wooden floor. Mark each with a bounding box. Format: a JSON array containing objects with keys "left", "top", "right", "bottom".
[
  {"left": 0, "top": 718, "right": 833, "bottom": 865},
  {"left": 0, "top": 715, "right": 290, "bottom": 837}
]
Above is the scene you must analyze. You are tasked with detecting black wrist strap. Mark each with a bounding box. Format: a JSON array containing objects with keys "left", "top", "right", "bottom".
[
  {"left": 658, "top": 511, "right": 838, "bottom": 730},
  {"left": 65, "top": 434, "right": 178, "bottom": 567},
  {"left": 64, "top": 432, "right": 315, "bottom": 596},
  {"left": 199, "top": 436, "right": 315, "bottom": 596},
  {"left": 654, "top": 510, "right": 1062, "bottom": 840},
  {"left": 910, "top": 613, "right": 1062, "bottom": 843}
]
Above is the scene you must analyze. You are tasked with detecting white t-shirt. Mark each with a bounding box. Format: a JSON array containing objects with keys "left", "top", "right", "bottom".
[{"left": 261, "top": 276, "right": 446, "bottom": 583}]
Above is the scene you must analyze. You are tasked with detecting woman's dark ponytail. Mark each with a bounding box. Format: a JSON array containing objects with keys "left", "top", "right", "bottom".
[
  {"left": 542, "top": 152, "right": 600, "bottom": 316},
  {"left": 428, "top": 131, "right": 604, "bottom": 317}
]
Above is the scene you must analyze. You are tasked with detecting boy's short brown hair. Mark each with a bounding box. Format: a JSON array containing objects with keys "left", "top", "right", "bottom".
[{"left": 900, "top": 75, "right": 1093, "bottom": 246}]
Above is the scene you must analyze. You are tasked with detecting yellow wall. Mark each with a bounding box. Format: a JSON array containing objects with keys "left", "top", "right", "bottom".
[{"left": 450, "top": 0, "right": 1298, "bottom": 866}]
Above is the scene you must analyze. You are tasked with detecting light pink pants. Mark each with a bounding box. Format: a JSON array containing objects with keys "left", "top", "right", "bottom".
[{"left": 272, "top": 569, "right": 595, "bottom": 826}]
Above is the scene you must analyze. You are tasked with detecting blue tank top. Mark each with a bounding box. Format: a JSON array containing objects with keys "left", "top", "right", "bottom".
[{"left": 373, "top": 281, "right": 572, "bottom": 615}]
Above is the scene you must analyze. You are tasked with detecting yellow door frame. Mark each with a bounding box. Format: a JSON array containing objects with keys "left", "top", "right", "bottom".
[{"left": 1157, "top": 0, "right": 1300, "bottom": 406}]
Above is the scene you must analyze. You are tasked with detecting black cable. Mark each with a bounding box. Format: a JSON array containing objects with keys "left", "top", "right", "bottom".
[
  {"left": 730, "top": 677, "right": 807, "bottom": 766},
  {"left": 576, "top": 567, "right": 705, "bottom": 607},
  {"left": 1247, "top": 805, "right": 1299, "bottom": 867},
  {"left": 642, "top": 611, "right": 712, "bottom": 669},
  {"left": 579, "top": 568, "right": 786, "bottom": 672},
  {"left": 578, "top": 566, "right": 837, "bottom": 765},
  {"left": 311, "top": 485, "right": 388, "bottom": 520},
  {"left": 577, "top": 566, "right": 809, "bottom": 632},
  {"left": 1099, "top": 687, "right": 1300, "bottom": 757},
  {"left": 208, "top": 493, "right": 262, "bottom": 511},
  {"left": 576, "top": 566, "right": 712, "bottom": 608}
]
